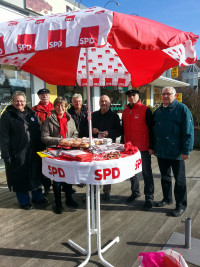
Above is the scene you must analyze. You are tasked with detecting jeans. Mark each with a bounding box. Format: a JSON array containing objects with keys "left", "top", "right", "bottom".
[{"left": 16, "top": 188, "right": 43, "bottom": 206}]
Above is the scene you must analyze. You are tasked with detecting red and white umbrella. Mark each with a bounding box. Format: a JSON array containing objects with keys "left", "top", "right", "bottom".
[
  {"left": 0, "top": 6, "right": 198, "bottom": 87},
  {"left": 0, "top": 6, "right": 198, "bottom": 144}
]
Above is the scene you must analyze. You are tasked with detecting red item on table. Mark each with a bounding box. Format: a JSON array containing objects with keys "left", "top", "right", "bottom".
[{"left": 124, "top": 142, "right": 138, "bottom": 155}]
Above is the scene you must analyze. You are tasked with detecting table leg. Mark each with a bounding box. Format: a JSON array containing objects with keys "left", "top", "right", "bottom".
[
  {"left": 96, "top": 185, "right": 120, "bottom": 267},
  {"left": 67, "top": 184, "right": 119, "bottom": 266},
  {"left": 67, "top": 184, "right": 91, "bottom": 266}
]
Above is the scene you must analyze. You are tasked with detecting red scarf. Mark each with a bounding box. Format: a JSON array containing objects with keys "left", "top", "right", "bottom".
[
  {"left": 56, "top": 113, "right": 68, "bottom": 138},
  {"left": 41, "top": 102, "right": 52, "bottom": 112}
]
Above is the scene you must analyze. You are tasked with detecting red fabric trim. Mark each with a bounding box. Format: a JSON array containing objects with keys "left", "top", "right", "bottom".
[{"left": 56, "top": 113, "right": 67, "bottom": 138}]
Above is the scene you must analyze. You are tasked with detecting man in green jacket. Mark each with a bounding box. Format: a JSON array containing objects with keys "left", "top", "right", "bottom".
[{"left": 152, "top": 86, "right": 194, "bottom": 217}]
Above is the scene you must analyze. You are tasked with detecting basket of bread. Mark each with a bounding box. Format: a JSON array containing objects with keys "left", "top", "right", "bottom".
[{"left": 59, "top": 137, "right": 90, "bottom": 149}]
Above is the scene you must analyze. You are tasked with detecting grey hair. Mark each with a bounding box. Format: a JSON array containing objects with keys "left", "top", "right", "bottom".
[
  {"left": 11, "top": 91, "right": 26, "bottom": 102},
  {"left": 72, "top": 94, "right": 82, "bottom": 101},
  {"left": 162, "top": 87, "right": 176, "bottom": 95}
]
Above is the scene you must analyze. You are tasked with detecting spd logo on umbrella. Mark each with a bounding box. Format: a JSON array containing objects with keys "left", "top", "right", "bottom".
[
  {"left": 48, "top": 29, "right": 66, "bottom": 49},
  {"left": 79, "top": 26, "right": 99, "bottom": 47},
  {"left": 17, "top": 34, "right": 36, "bottom": 53}
]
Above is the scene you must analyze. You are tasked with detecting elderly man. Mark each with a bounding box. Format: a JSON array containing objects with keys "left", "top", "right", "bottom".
[
  {"left": 32, "top": 88, "right": 54, "bottom": 196},
  {"left": 122, "top": 89, "right": 154, "bottom": 211},
  {"left": 32, "top": 88, "right": 54, "bottom": 125},
  {"left": 153, "top": 87, "right": 194, "bottom": 217},
  {"left": 68, "top": 93, "right": 89, "bottom": 138},
  {"left": 92, "top": 95, "right": 121, "bottom": 200}
]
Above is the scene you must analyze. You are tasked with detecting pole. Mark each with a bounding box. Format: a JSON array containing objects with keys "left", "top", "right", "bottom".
[{"left": 85, "top": 47, "right": 93, "bottom": 147}]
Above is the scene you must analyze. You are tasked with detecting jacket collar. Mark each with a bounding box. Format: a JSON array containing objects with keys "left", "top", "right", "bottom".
[
  {"left": 161, "top": 99, "right": 178, "bottom": 109},
  {"left": 127, "top": 99, "right": 142, "bottom": 109}
]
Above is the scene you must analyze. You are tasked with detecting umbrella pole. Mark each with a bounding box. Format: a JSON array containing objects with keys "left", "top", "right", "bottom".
[{"left": 85, "top": 47, "right": 93, "bottom": 147}]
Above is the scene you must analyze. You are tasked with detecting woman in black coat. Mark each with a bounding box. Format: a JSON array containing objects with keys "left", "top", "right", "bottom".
[{"left": 0, "top": 91, "right": 47, "bottom": 210}]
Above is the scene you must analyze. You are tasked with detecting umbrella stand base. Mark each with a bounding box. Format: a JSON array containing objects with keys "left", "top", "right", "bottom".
[{"left": 67, "top": 185, "right": 120, "bottom": 267}]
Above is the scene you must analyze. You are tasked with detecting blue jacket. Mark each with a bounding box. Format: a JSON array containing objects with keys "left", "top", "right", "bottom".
[{"left": 153, "top": 99, "right": 194, "bottom": 160}]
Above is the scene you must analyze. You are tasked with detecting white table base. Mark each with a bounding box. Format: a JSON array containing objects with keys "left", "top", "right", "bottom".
[{"left": 67, "top": 184, "right": 119, "bottom": 267}]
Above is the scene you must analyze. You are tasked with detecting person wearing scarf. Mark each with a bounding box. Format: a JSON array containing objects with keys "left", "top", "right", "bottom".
[
  {"left": 41, "top": 97, "right": 78, "bottom": 214},
  {"left": 32, "top": 88, "right": 54, "bottom": 196},
  {"left": 0, "top": 91, "right": 47, "bottom": 210}
]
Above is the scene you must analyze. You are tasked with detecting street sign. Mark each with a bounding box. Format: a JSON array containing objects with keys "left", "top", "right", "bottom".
[
  {"left": 176, "top": 93, "right": 182, "bottom": 102},
  {"left": 172, "top": 67, "right": 178, "bottom": 78}
]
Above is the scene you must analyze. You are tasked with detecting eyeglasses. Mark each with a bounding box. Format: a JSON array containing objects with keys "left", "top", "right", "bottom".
[
  {"left": 162, "top": 93, "right": 173, "bottom": 96},
  {"left": 14, "top": 100, "right": 25, "bottom": 103}
]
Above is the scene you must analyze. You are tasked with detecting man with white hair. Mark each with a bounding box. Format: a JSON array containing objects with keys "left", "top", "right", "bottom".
[
  {"left": 152, "top": 87, "right": 194, "bottom": 217},
  {"left": 68, "top": 93, "right": 89, "bottom": 138}
]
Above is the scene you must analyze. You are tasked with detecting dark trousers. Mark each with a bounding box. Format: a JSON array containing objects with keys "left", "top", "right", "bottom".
[
  {"left": 130, "top": 151, "right": 154, "bottom": 201},
  {"left": 157, "top": 157, "right": 187, "bottom": 210},
  {"left": 103, "top": 184, "right": 111, "bottom": 194},
  {"left": 41, "top": 175, "right": 51, "bottom": 191},
  {"left": 16, "top": 188, "right": 43, "bottom": 206},
  {"left": 53, "top": 181, "right": 72, "bottom": 207}
]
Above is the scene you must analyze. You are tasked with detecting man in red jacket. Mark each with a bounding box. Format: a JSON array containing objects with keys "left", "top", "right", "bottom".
[
  {"left": 32, "top": 88, "right": 54, "bottom": 196},
  {"left": 122, "top": 89, "right": 154, "bottom": 211}
]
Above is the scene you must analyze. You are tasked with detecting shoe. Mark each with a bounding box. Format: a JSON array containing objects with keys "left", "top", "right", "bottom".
[
  {"left": 155, "top": 199, "right": 173, "bottom": 207},
  {"left": 65, "top": 198, "right": 79, "bottom": 208},
  {"left": 143, "top": 200, "right": 153, "bottom": 211},
  {"left": 127, "top": 194, "right": 141, "bottom": 203},
  {"left": 170, "top": 208, "right": 185, "bottom": 217},
  {"left": 43, "top": 188, "right": 50, "bottom": 197},
  {"left": 77, "top": 184, "right": 86, "bottom": 188},
  {"left": 53, "top": 205, "right": 64, "bottom": 214},
  {"left": 103, "top": 193, "right": 110, "bottom": 201},
  {"left": 20, "top": 203, "right": 34, "bottom": 210}
]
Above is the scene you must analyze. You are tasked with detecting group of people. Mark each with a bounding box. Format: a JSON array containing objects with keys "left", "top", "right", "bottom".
[{"left": 0, "top": 86, "right": 194, "bottom": 217}]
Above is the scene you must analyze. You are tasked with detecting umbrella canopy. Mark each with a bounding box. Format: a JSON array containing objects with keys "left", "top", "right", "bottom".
[{"left": 0, "top": 6, "right": 198, "bottom": 87}]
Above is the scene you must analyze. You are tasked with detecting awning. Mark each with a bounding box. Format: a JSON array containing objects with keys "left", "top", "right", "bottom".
[{"left": 150, "top": 76, "right": 189, "bottom": 88}]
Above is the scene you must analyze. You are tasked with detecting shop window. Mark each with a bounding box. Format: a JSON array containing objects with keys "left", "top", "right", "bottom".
[
  {"left": 100, "top": 87, "right": 127, "bottom": 117},
  {"left": 0, "top": 65, "right": 31, "bottom": 117},
  {"left": 57, "top": 85, "right": 90, "bottom": 109},
  {"left": 0, "top": 65, "right": 31, "bottom": 164},
  {"left": 154, "top": 86, "right": 162, "bottom": 105}
]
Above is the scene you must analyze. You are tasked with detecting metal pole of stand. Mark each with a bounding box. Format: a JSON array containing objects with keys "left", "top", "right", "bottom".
[
  {"left": 182, "top": 217, "right": 192, "bottom": 249},
  {"left": 185, "top": 217, "right": 192, "bottom": 249}
]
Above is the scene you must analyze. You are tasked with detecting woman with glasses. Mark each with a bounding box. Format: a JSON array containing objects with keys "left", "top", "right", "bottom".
[{"left": 0, "top": 91, "right": 47, "bottom": 210}]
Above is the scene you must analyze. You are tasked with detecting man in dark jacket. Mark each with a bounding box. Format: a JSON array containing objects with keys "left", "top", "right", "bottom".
[
  {"left": 68, "top": 93, "right": 89, "bottom": 138},
  {"left": 32, "top": 88, "right": 54, "bottom": 196},
  {"left": 92, "top": 95, "right": 121, "bottom": 200},
  {"left": 122, "top": 89, "right": 154, "bottom": 211},
  {"left": 153, "top": 86, "right": 194, "bottom": 217}
]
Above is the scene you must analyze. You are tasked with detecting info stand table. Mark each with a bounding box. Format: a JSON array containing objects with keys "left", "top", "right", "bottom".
[{"left": 42, "top": 151, "right": 142, "bottom": 267}]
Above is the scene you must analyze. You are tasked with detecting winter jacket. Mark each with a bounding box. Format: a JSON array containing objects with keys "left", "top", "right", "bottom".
[
  {"left": 32, "top": 101, "right": 54, "bottom": 125},
  {"left": 122, "top": 100, "right": 153, "bottom": 151},
  {"left": 41, "top": 111, "right": 78, "bottom": 146},
  {"left": 0, "top": 105, "right": 43, "bottom": 192},
  {"left": 153, "top": 99, "right": 194, "bottom": 160},
  {"left": 68, "top": 104, "right": 89, "bottom": 137},
  {"left": 92, "top": 109, "right": 121, "bottom": 142}
]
